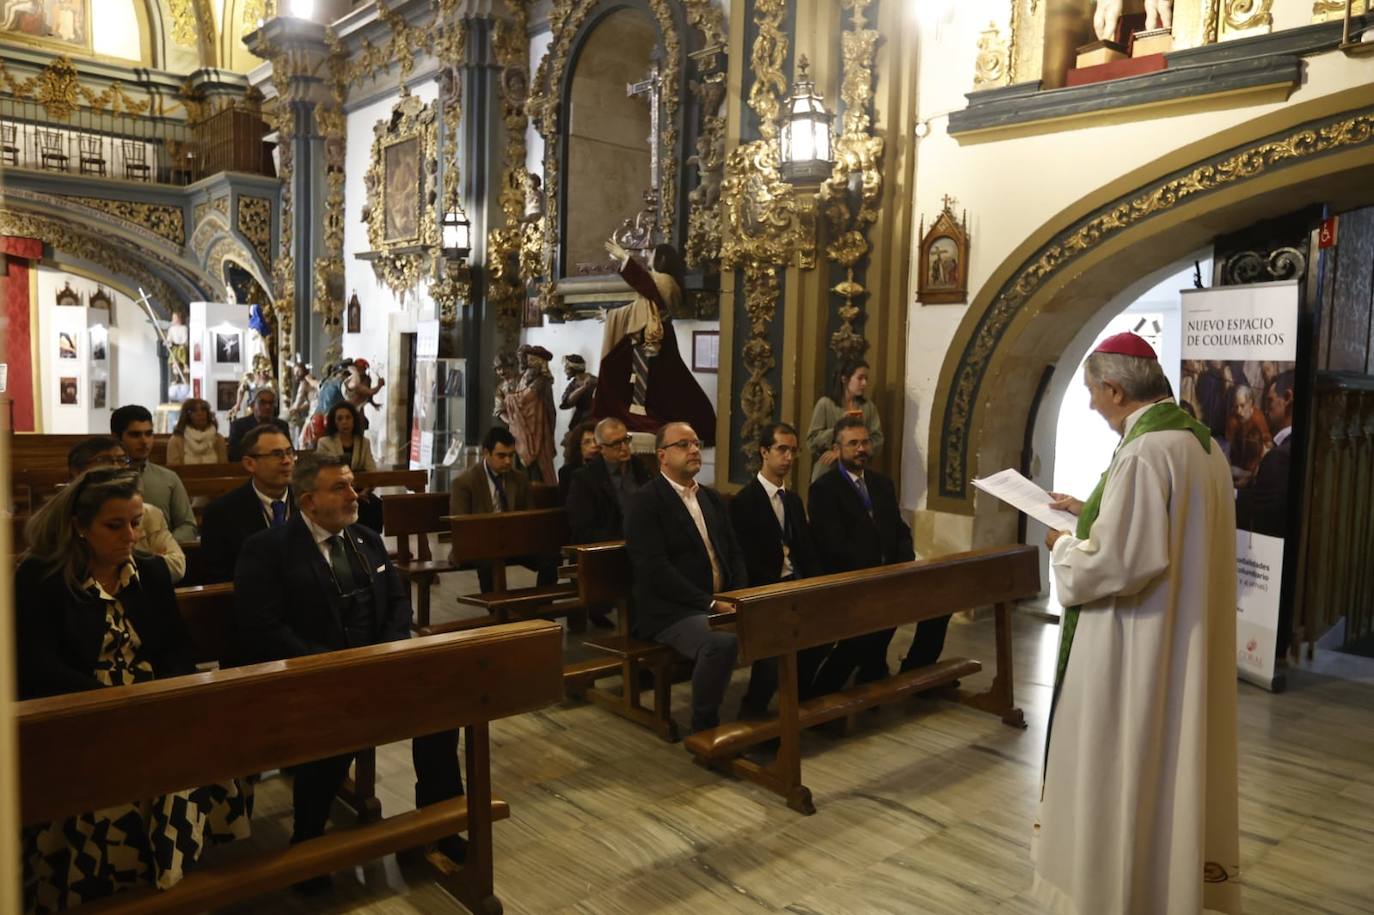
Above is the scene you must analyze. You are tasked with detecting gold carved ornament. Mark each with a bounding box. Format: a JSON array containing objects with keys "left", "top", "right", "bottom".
[
  {"left": 258, "top": 35, "right": 296, "bottom": 381},
  {"left": 719, "top": 0, "right": 817, "bottom": 470},
  {"left": 1223, "top": 0, "right": 1273, "bottom": 31},
  {"left": 359, "top": 89, "right": 441, "bottom": 298},
  {"left": 684, "top": 2, "right": 729, "bottom": 271},
  {"left": 820, "top": 0, "right": 884, "bottom": 364},
  {"left": 486, "top": 0, "right": 532, "bottom": 352},
  {"left": 0, "top": 56, "right": 151, "bottom": 120},
  {"left": 0, "top": 207, "right": 178, "bottom": 314},
  {"left": 1312, "top": 0, "right": 1366, "bottom": 21},
  {"left": 940, "top": 111, "right": 1374, "bottom": 500},
  {"left": 59, "top": 196, "right": 185, "bottom": 247},
  {"left": 974, "top": 21, "right": 1010, "bottom": 89},
  {"left": 431, "top": 13, "right": 470, "bottom": 328},
  {"left": 238, "top": 195, "right": 274, "bottom": 266}
]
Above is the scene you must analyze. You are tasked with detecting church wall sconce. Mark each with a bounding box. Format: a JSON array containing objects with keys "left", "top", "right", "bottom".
[
  {"left": 779, "top": 56, "right": 835, "bottom": 188},
  {"left": 433, "top": 203, "right": 474, "bottom": 325}
]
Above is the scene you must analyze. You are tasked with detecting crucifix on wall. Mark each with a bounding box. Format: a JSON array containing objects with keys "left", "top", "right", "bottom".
[{"left": 627, "top": 61, "right": 663, "bottom": 192}]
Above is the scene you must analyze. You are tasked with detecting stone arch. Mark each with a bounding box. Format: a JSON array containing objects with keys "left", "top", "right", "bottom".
[{"left": 927, "top": 87, "right": 1374, "bottom": 549}]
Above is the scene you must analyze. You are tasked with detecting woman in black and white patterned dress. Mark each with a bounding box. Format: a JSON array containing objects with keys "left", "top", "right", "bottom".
[{"left": 15, "top": 468, "right": 250, "bottom": 913}]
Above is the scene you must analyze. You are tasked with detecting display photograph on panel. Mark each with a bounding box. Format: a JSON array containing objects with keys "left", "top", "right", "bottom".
[
  {"left": 57, "top": 331, "right": 77, "bottom": 358},
  {"left": 214, "top": 331, "right": 241, "bottom": 364},
  {"left": 216, "top": 379, "right": 238, "bottom": 412},
  {"left": 59, "top": 376, "right": 78, "bottom": 405},
  {"left": 91, "top": 379, "right": 105, "bottom": 408},
  {"left": 89, "top": 334, "right": 106, "bottom": 361}
]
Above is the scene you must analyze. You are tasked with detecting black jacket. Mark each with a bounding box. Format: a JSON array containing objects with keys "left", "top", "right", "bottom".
[
  {"left": 729, "top": 477, "right": 820, "bottom": 586},
  {"left": 566, "top": 456, "right": 652, "bottom": 544},
  {"left": 200, "top": 480, "right": 296, "bottom": 583},
  {"left": 233, "top": 514, "right": 412, "bottom": 663},
  {"left": 226, "top": 416, "right": 291, "bottom": 462},
  {"left": 15, "top": 555, "right": 195, "bottom": 700},
  {"left": 623, "top": 474, "right": 747, "bottom": 639},
  {"left": 807, "top": 464, "right": 914, "bottom": 573},
  {"left": 1236, "top": 433, "right": 1291, "bottom": 538}
]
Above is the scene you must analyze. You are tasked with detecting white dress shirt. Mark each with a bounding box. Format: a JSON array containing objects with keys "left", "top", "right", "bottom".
[
  {"left": 662, "top": 472, "right": 724, "bottom": 592},
  {"left": 756, "top": 472, "right": 794, "bottom": 579},
  {"left": 301, "top": 511, "right": 343, "bottom": 567}
]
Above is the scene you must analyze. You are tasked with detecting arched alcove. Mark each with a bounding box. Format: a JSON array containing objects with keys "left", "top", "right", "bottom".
[{"left": 927, "top": 87, "right": 1374, "bottom": 551}]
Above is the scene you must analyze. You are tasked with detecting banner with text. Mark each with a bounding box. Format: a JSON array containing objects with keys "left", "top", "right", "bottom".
[{"left": 1180, "top": 280, "right": 1299, "bottom": 691}]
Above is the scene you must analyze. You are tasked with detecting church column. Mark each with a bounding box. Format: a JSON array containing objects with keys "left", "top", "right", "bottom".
[
  {"left": 0, "top": 236, "right": 44, "bottom": 431},
  {"left": 246, "top": 19, "right": 334, "bottom": 379}
]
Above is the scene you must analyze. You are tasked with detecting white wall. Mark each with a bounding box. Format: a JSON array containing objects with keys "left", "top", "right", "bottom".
[
  {"left": 91, "top": 0, "right": 142, "bottom": 62},
  {"left": 343, "top": 78, "right": 442, "bottom": 462},
  {"left": 900, "top": 33, "right": 1374, "bottom": 515}
]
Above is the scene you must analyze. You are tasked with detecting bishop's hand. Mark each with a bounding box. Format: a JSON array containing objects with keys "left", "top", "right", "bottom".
[{"left": 1047, "top": 491, "right": 1083, "bottom": 516}]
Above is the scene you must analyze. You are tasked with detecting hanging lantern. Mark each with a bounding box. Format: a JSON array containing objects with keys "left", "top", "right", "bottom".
[
  {"left": 441, "top": 204, "right": 472, "bottom": 264},
  {"left": 779, "top": 55, "right": 834, "bottom": 185}
]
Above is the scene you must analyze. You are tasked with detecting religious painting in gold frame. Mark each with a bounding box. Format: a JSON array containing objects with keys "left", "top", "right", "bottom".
[
  {"left": 361, "top": 88, "right": 440, "bottom": 296},
  {"left": 1, "top": 0, "right": 92, "bottom": 55},
  {"left": 916, "top": 198, "right": 970, "bottom": 306}
]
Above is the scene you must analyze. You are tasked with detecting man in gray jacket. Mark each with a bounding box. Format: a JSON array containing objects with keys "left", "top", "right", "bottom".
[{"left": 111, "top": 404, "right": 197, "bottom": 541}]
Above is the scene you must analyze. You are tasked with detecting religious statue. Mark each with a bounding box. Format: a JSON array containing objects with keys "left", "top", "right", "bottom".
[
  {"left": 304, "top": 357, "right": 385, "bottom": 444},
  {"left": 560, "top": 354, "right": 598, "bottom": 429},
  {"left": 166, "top": 310, "right": 190, "bottom": 399},
  {"left": 591, "top": 239, "right": 716, "bottom": 443},
  {"left": 492, "top": 352, "right": 518, "bottom": 426},
  {"left": 286, "top": 356, "right": 319, "bottom": 447},
  {"left": 342, "top": 357, "right": 385, "bottom": 429},
  {"left": 522, "top": 172, "right": 544, "bottom": 224},
  {"left": 505, "top": 344, "right": 557, "bottom": 484},
  {"left": 1094, "top": 0, "right": 1172, "bottom": 40}
]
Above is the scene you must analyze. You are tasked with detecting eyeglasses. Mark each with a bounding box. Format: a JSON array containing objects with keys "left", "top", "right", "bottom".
[
  {"left": 663, "top": 439, "right": 704, "bottom": 452},
  {"left": 248, "top": 449, "right": 296, "bottom": 461},
  {"left": 600, "top": 436, "right": 632, "bottom": 449}
]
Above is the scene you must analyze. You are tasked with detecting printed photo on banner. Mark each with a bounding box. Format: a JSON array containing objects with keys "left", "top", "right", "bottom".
[{"left": 1181, "top": 280, "right": 1300, "bottom": 691}]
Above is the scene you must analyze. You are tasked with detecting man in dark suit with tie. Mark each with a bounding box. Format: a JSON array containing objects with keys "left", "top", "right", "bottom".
[
  {"left": 448, "top": 426, "right": 553, "bottom": 591},
  {"left": 1236, "top": 369, "right": 1294, "bottom": 538},
  {"left": 729, "top": 421, "right": 824, "bottom": 713},
  {"left": 808, "top": 416, "right": 940, "bottom": 693},
  {"left": 234, "top": 452, "right": 465, "bottom": 889},
  {"left": 566, "top": 417, "right": 651, "bottom": 544},
  {"left": 624, "top": 421, "right": 748, "bottom": 733},
  {"left": 227, "top": 388, "right": 291, "bottom": 461},
  {"left": 200, "top": 425, "right": 297, "bottom": 582}
]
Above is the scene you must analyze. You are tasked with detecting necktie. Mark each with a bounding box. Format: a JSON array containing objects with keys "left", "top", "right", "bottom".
[
  {"left": 270, "top": 499, "right": 287, "bottom": 527},
  {"left": 327, "top": 534, "right": 356, "bottom": 592},
  {"left": 490, "top": 471, "right": 508, "bottom": 511},
  {"left": 854, "top": 475, "right": 873, "bottom": 517}
]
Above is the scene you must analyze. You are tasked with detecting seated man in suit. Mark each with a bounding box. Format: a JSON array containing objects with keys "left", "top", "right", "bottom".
[
  {"left": 808, "top": 416, "right": 939, "bottom": 694},
  {"left": 233, "top": 452, "right": 465, "bottom": 889},
  {"left": 66, "top": 436, "right": 186, "bottom": 583},
  {"left": 729, "top": 422, "right": 824, "bottom": 712},
  {"left": 201, "top": 425, "right": 296, "bottom": 582},
  {"left": 449, "top": 426, "right": 555, "bottom": 591},
  {"left": 624, "top": 421, "right": 748, "bottom": 733},
  {"left": 227, "top": 388, "right": 291, "bottom": 461},
  {"left": 111, "top": 403, "right": 197, "bottom": 541},
  {"left": 566, "top": 417, "right": 651, "bottom": 543}
]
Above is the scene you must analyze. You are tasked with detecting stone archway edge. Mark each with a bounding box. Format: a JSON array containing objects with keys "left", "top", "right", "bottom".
[{"left": 934, "top": 105, "right": 1374, "bottom": 510}]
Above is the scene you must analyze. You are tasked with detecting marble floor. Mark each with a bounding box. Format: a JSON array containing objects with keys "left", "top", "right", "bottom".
[{"left": 213, "top": 564, "right": 1374, "bottom": 915}]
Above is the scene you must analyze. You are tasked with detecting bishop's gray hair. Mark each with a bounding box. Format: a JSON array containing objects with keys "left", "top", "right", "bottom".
[{"left": 1083, "top": 352, "right": 1172, "bottom": 402}]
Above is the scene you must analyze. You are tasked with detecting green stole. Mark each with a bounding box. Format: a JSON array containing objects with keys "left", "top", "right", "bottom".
[{"left": 1045, "top": 401, "right": 1213, "bottom": 764}]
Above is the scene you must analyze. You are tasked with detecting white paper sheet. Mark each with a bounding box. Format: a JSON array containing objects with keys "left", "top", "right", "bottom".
[{"left": 972, "top": 468, "right": 1080, "bottom": 532}]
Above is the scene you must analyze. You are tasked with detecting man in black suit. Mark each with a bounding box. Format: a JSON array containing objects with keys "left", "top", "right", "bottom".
[
  {"left": 808, "top": 416, "right": 936, "bottom": 693},
  {"left": 566, "top": 417, "right": 651, "bottom": 544},
  {"left": 729, "top": 421, "right": 824, "bottom": 713},
  {"left": 624, "top": 421, "right": 747, "bottom": 733},
  {"left": 227, "top": 388, "right": 291, "bottom": 461},
  {"left": 201, "top": 425, "right": 296, "bottom": 582},
  {"left": 1237, "top": 369, "right": 1294, "bottom": 538},
  {"left": 234, "top": 452, "right": 464, "bottom": 887}
]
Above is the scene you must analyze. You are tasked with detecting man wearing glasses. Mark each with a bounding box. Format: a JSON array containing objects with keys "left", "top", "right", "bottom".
[
  {"left": 566, "top": 417, "right": 651, "bottom": 544},
  {"left": 624, "top": 422, "right": 747, "bottom": 734},
  {"left": 65, "top": 436, "right": 186, "bottom": 583},
  {"left": 233, "top": 452, "right": 465, "bottom": 892},
  {"left": 201, "top": 425, "right": 297, "bottom": 582}
]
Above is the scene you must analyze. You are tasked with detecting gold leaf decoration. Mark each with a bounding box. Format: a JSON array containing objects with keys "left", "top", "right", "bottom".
[
  {"left": 237, "top": 195, "right": 273, "bottom": 265},
  {"left": 61, "top": 196, "right": 185, "bottom": 246}
]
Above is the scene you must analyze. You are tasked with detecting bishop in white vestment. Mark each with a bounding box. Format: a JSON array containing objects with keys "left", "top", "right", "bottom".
[{"left": 1034, "top": 332, "right": 1241, "bottom": 915}]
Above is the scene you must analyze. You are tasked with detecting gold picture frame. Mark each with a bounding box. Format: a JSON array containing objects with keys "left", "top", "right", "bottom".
[
  {"left": 916, "top": 197, "right": 970, "bottom": 306},
  {"left": 1, "top": 0, "right": 92, "bottom": 56},
  {"left": 360, "top": 88, "right": 439, "bottom": 296}
]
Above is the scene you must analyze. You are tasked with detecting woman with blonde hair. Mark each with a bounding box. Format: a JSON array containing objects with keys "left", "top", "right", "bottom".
[
  {"left": 16, "top": 468, "right": 249, "bottom": 911},
  {"left": 167, "top": 397, "right": 228, "bottom": 465}
]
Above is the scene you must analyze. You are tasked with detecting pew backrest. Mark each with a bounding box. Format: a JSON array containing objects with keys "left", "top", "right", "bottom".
[
  {"left": 718, "top": 545, "right": 1040, "bottom": 663},
  {"left": 357, "top": 469, "right": 428, "bottom": 493},
  {"left": 9, "top": 433, "right": 170, "bottom": 473},
  {"left": 174, "top": 582, "right": 236, "bottom": 666},
  {"left": 382, "top": 492, "right": 450, "bottom": 562},
  {"left": 17, "top": 619, "right": 564, "bottom": 826},
  {"left": 446, "top": 508, "right": 571, "bottom": 562},
  {"left": 565, "top": 541, "right": 631, "bottom": 605}
]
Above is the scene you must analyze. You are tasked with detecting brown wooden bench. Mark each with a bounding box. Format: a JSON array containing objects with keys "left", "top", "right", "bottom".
[
  {"left": 17, "top": 619, "right": 565, "bottom": 914},
  {"left": 423, "top": 508, "right": 581, "bottom": 636},
  {"left": 684, "top": 544, "right": 1040, "bottom": 814},
  {"left": 174, "top": 582, "right": 382, "bottom": 823},
  {"left": 9, "top": 432, "right": 170, "bottom": 473},
  {"left": 382, "top": 492, "right": 464, "bottom": 630},
  {"left": 356, "top": 468, "right": 429, "bottom": 493}
]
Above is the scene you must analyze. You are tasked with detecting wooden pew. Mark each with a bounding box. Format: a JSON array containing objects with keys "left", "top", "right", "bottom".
[
  {"left": 9, "top": 432, "right": 170, "bottom": 472},
  {"left": 174, "top": 582, "right": 381, "bottom": 822},
  {"left": 17, "top": 619, "right": 564, "bottom": 915},
  {"left": 357, "top": 468, "right": 429, "bottom": 493},
  {"left": 382, "top": 492, "right": 463, "bottom": 630},
  {"left": 684, "top": 544, "right": 1040, "bottom": 814},
  {"left": 424, "top": 508, "right": 580, "bottom": 635}
]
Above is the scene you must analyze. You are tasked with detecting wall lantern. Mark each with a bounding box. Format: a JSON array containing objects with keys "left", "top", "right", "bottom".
[{"left": 779, "top": 56, "right": 834, "bottom": 186}]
